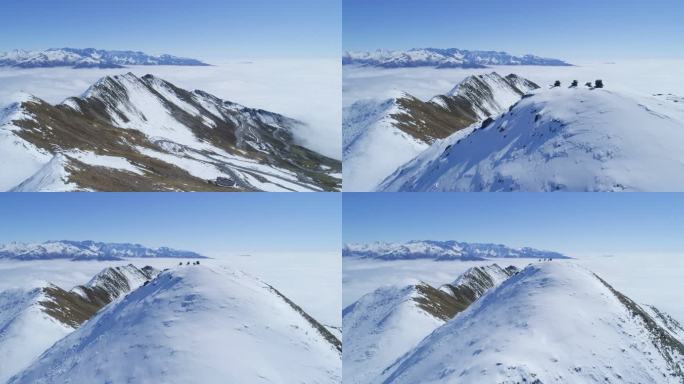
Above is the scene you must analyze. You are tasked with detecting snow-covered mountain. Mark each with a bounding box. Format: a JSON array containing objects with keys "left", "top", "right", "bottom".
[
  {"left": 379, "top": 87, "right": 684, "bottom": 191},
  {"left": 0, "top": 264, "right": 159, "bottom": 383},
  {"left": 343, "top": 72, "right": 539, "bottom": 190},
  {"left": 343, "top": 240, "right": 568, "bottom": 261},
  {"left": 9, "top": 265, "right": 341, "bottom": 384},
  {"left": 343, "top": 264, "right": 518, "bottom": 384},
  {"left": 0, "top": 72, "right": 341, "bottom": 191},
  {"left": 0, "top": 48, "right": 208, "bottom": 69},
  {"left": 343, "top": 48, "right": 571, "bottom": 69},
  {"left": 374, "top": 262, "right": 684, "bottom": 383},
  {"left": 0, "top": 240, "right": 205, "bottom": 261}
]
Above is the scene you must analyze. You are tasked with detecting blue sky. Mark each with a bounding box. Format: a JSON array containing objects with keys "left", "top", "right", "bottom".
[
  {"left": 343, "top": 193, "right": 684, "bottom": 256},
  {"left": 343, "top": 0, "right": 684, "bottom": 60},
  {"left": 0, "top": 193, "right": 340, "bottom": 256},
  {"left": 0, "top": 0, "right": 340, "bottom": 60}
]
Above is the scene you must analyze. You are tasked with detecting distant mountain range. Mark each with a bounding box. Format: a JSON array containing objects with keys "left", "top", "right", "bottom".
[
  {"left": 343, "top": 48, "right": 571, "bottom": 69},
  {"left": 0, "top": 48, "right": 209, "bottom": 69},
  {"left": 0, "top": 240, "right": 205, "bottom": 261},
  {"left": 343, "top": 240, "right": 568, "bottom": 261}
]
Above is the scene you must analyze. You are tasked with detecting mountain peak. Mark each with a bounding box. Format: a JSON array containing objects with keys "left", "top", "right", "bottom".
[
  {"left": 377, "top": 262, "right": 684, "bottom": 383},
  {"left": 11, "top": 265, "right": 341, "bottom": 383}
]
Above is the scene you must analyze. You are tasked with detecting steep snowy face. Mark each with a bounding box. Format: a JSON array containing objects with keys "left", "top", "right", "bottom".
[
  {"left": 10, "top": 266, "right": 341, "bottom": 384},
  {"left": 0, "top": 240, "right": 204, "bottom": 261},
  {"left": 0, "top": 48, "right": 208, "bottom": 69},
  {"left": 0, "top": 264, "right": 159, "bottom": 382},
  {"left": 343, "top": 72, "right": 538, "bottom": 191},
  {"left": 0, "top": 73, "right": 341, "bottom": 191},
  {"left": 380, "top": 88, "right": 684, "bottom": 191},
  {"left": 343, "top": 264, "right": 518, "bottom": 384},
  {"left": 377, "top": 263, "right": 684, "bottom": 384},
  {"left": 343, "top": 48, "right": 571, "bottom": 69},
  {"left": 343, "top": 240, "right": 567, "bottom": 261}
]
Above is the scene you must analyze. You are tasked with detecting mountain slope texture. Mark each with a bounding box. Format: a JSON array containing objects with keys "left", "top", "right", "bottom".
[
  {"left": 375, "top": 263, "right": 684, "bottom": 384},
  {"left": 343, "top": 264, "right": 518, "bottom": 384},
  {"left": 380, "top": 88, "right": 684, "bottom": 191},
  {"left": 9, "top": 266, "right": 341, "bottom": 384},
  {"left": 343, "top": 72, "right": 539, "bottom": 191},
  {"left": 0, "top": 264, "right": 159, "bottom": 383},
  {"left": 0, "top": 73, "right": 340, "bottom": 191}
]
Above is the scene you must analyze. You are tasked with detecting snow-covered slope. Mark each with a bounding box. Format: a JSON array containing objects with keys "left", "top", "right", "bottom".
[
  {"left": 0, "top": 48, "right": 208, "bottom": 69},
  {"left": 0, "top": 240, "right": 205, "bottom": 261},
  {"left": 343, "top": 264, "right": 518, "bottom": 384},
  {"left": 10, "top": 265, "right": 341, "bottom": 384},
  {"left": 343, "top": 72, "right": 538, "bottom": 191},
  {"left": 343, "top": 240, "right": 568, "bottom": 261},
  {"left": 0, "top": 289, "right": 72, "bottom": 384},
  {"left": 1, "top": 73, "right": 341, "bottom": 191},
  {"left": 376, "top": 262, "right": 684, "bottom": 384},
  {"left": 343, "top": 48, "right": 571, "bottom": 69},
  {"left": 380, "top": 87, "right": 684, "bottom": 191},
  {"left": 0, "top": 264, "right": 159, "bottom": 383}
]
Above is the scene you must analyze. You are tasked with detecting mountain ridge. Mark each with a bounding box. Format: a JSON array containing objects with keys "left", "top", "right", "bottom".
[
  {"left": 0, "top": 72, "right": 341, "bottom": 192},
  {"left": 343, "top": 48, "right": 571, "bottom": 69},
  {"left": 343, "top": 240, "right": 568, "bottom": 260},
  {"left": 0, "top": 240, "right": 206, "bottom": 261},
  {"left": 0, "top": 48, "right": 209, "bottom": 69}
]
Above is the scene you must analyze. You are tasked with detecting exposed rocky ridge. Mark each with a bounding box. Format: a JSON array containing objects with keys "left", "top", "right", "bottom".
[
  {"left": 9, "top": 266, "right": 341, "bottom": 383},
  {"left": 40, "top": 264, "right": 161, "bottom": 327},
  {"left": 342, "top": 72, "right": 538, "bottom": 191},
  {"left": 0, "top": 48, "right": 208, "bottom": 69},
  {"left": 375, "top": 263, "right": 684, "bottom": 384},
  {"left": 343, "top": 48, "right": 571, "bottom": 69},
  {"left": 342, "top": 264, "right": 518, "bottom": 384},
  {"left": 0, "top": 264, "right": 159, "bottom": 382},
  {"left": 379, "top": 87, "right": 684, "bottom": 192},
  {"left": 1, "top": 73, "right": 340, "bottom": 191}
]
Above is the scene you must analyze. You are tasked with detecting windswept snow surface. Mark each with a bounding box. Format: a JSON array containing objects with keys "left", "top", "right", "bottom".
[
  {"left": 376, "top": 262, "right": 684, "bottom": 384},
  {"left": 343, "top": 285, "right": 443, "bottom": 384},
  {"left": 0, "top": 289, "right": 73, "bottom": 383},
  {"left": 10, "top": 265, "right": 341, "bottom": 384},
  {"left": 380, "top": 88, "right": 684, "bottom": 191},
  {"left": 343, "top": 72, "right": 537, "bottom": 191},
  {"left": 342, "top": 255, "right": 684, "bottom": 328}
]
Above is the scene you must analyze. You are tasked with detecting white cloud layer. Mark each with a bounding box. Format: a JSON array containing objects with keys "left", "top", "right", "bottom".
[{"left": 0, "top": 59, "right": 341, "bottom": 159}]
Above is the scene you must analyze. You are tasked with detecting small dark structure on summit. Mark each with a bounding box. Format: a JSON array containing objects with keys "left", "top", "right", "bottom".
[
  {"left": 551, "top": 80, "right": 561, "bottom": 88},
  {"left": 569, "top": 80, "right": 578, "bottom": 88},
  {"left": 594, "top": 79, "right": 604, "bottom": 88}
]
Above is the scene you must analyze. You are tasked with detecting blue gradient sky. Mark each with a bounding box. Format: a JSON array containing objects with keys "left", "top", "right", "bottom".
[
  {"left": 343, "top": 0, "right": 684, "bottom": 60},
  {"left": 0, "top": 0, "right": 341, "bottom": 60},
  {"left": 0, "top": 193, "right": 340, "bottom": 256},
  {"left": 343, "top": 193, "right": 684, "bottom": 256}
]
